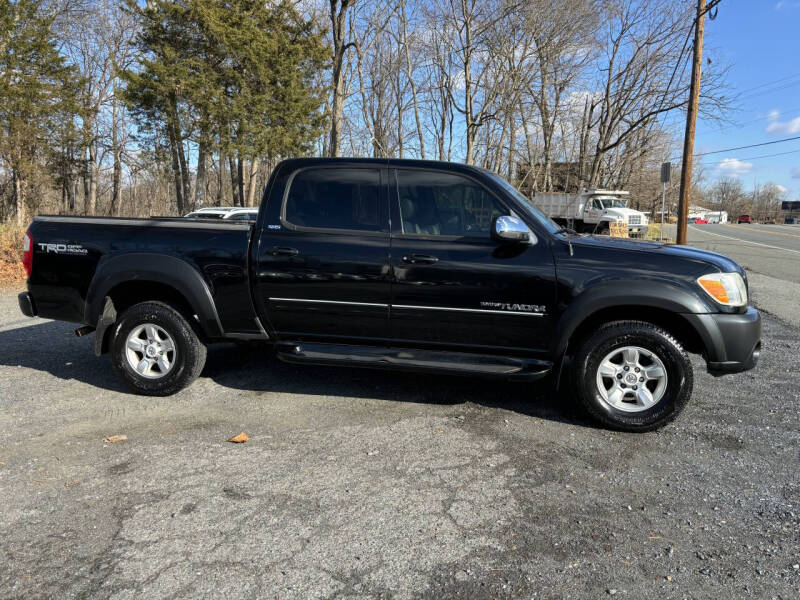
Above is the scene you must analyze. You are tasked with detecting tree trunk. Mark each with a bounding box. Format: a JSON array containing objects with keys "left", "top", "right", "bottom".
[
  {"left": 195, "top": 141, "right": 207, "bottom": 208},
  {"left": 177, "top": 138, "right": 190, "bottom": 212},
  {"left": 229, "top": 154, "right": 239, "bottom": 206},
  {"left": 111, "top": 93, "right": 122, "bottom": 217},
  {"left": 246, "top": 158, "right": 260, "bottom": 207},
  {"left": 237, "top": 157, "right": 245, "bottom": 208},
  {"left": 85, "top": 143, "right": 97, "bottom": 215},
  {"left": 13, "top": 170, "right": 26, "bottom": 227},
  {"left": 400, "top": 0, "right": 425, "bottom": 159},
  {"left": 217, "top": 150, "right": 225, "bottom": 206},
  {"left": 167, "top": 121, "right": 184, "bottom": 214},
  {"left": 328, "top": 0, "right": 353, "bottom": 157},
  {"left": 71, "top": 179, "right": 78, "bottom": 212}
]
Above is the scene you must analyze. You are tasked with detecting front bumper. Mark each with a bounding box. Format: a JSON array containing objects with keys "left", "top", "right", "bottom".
[
  {"left": 701, "top": 307, "right": 761, "bottom": 376},
  {"left": 18, "top": 292, "right": 37, "bottom": 318}
]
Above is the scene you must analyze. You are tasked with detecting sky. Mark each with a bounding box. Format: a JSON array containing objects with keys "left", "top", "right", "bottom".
[{"left": 692, "top": 0, "right": 800, "bottom": 198}]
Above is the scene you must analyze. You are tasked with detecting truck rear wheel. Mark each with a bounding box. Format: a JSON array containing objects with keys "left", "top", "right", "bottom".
[
  {"left": 111, "top": 301, "right": 207, "bottom": 396},
  {"left": 571, "top": 320, "right": 693, "bottom": 431}
]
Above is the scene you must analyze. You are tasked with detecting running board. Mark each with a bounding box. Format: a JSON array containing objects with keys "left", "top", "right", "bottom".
[{"left": 275, "top": 342, "right": 552, "bottom": 381}]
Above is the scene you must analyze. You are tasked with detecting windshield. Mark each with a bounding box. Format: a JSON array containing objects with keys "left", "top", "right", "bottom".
[
  {"left": 599, "top": 198, "right": 627, "bottom": 209},
  {"left": 484, "top": 172, "right": 560, "bottom": 234}
]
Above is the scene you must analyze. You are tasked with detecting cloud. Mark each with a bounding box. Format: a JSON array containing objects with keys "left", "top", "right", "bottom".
[
  {"left": 770, "top": 184, "right": 788, "bottom": 193},
  {"left": 766, "top": 110, "right": 800, "bottom": 134},
  {"left": 717, "top": 158, "right": 753, "bottom": 177},
  {"left": 792, "top": 166, "right": 800, "bottom": 179}
]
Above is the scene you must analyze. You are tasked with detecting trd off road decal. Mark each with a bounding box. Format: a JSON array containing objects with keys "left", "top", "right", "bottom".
[
  {"left": 37, "top": 243, "right": 88, "bottom": 255},
  {"left": 480, "top": 301, "right": 545, "bottom": 314}
]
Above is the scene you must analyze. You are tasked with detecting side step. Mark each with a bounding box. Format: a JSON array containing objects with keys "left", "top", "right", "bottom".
[{"left": 275, "top": 342, "right": 552, "bottom": 381}]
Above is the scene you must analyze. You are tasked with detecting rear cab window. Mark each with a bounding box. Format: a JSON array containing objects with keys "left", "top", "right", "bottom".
[{"left": 282, "top": 167, "right": 384, "bottom": 233}]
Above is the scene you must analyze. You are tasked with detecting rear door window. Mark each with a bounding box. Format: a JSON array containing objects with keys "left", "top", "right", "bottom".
[{"left": 284, "top": 167, "right": 382, "bottom": 232}]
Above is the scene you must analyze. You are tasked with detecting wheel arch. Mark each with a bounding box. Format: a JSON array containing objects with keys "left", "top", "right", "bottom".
[
  {"left": 553, "top": 281, "right": 716, "bottom": 369},
  {"left": 85, "top": 253, "right": 224, "bottom": 340}
]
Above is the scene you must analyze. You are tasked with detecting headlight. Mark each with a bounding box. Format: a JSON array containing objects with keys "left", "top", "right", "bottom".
[{"left": 697, "top": 272, "right": 748, "bottom": 307}]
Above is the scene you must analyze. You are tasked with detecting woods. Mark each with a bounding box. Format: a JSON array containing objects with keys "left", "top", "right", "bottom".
[{"left": 0, "top": 0, "right": 754, "bottom": 223}]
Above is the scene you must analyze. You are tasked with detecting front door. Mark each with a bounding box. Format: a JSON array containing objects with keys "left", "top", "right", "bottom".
[
  {"left": 388, "top": 167, "right": 556, "bottom": 356},
  {"left": 254, "top": 165, "right": 390, "bottom": 342}
]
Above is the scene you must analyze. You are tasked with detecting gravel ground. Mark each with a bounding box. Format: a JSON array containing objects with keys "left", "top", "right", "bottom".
[{"left": 0, "top": 290, "right": 799, "bottom": 599}]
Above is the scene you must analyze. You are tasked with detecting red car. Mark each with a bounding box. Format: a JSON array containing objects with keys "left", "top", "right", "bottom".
[
  {"left": 693, "top": 218, "right": 708, "bottom": 224},
  {"left": 737, "top": 214, "right": 751, "bottom": 224}
]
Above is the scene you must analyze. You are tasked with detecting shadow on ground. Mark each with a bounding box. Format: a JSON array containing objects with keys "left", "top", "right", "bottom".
[{"left": 0, "top": 319, "right": 594, "bottom": 428}]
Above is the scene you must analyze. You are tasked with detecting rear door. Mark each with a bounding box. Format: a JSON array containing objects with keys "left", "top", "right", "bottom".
[
  {"left": 388, "top": 167, "right": 556, "bottom": 356},
  {"left": 253, "top": 164, "right": 391, "bottom": 342}
]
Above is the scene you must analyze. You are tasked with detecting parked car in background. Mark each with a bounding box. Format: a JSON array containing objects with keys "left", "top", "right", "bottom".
[
  {"left": 692, "top": 218, "right": 708, "bottom": 225},
  {"left": 785, "top": 217, "right": 798, "bottom": 225},
  {"left": 184, "top": 207, "right": 259, "bottom": 221},
  {"left": 737, "top": 215, "right": 752, "bottom": 224}
]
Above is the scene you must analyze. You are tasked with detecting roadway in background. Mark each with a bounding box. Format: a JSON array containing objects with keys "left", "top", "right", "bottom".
[{"left": 684, "top": 223, "right": 800, "bottom": 284}]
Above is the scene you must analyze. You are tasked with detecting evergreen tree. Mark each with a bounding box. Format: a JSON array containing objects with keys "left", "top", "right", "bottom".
[
  {"left": 0, "top": 0, "right": 83, "bottom": 225},
  {"left": 122, "top": 0, "right": 327, "bottom": 212}
]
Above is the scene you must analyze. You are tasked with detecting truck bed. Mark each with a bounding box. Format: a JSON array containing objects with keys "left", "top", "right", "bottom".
[{"left": 26, "top": 215, "right": 258, "bottom": 336}]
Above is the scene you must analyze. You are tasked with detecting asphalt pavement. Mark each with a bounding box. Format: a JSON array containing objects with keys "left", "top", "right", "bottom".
[
  {"left": 1, "top": 290, "right": 799, "bottom": 599},
  {"left": 684, "top": 223, "right": 800, "bottom": 284}
]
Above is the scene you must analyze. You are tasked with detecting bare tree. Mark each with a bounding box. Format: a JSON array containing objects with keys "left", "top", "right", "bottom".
[
  {"left": 585, "top": 0, "right": 729, "bottom": 187},
  {"left": 328, "top": 0, "right": 357, "bottom": 156}
]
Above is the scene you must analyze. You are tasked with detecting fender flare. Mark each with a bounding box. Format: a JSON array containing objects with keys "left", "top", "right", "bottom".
[
  {"left": 84, "top": 253, "right": 224, "bottom": 338},
  {"left": 551, "top": 279, "right": 715, "bottom": 360}
]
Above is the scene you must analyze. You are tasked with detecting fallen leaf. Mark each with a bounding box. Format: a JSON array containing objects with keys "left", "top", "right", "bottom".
[
  {"left": 103, "top": 435, "right": 127, "bottom": 444},
  {"left": 0, "top": 461, "right": 5, "bottom": 467},
  {"left": 228, "top": 432, "right": 249, "bottom": 443},
  {"left": 163, "top": 428, "right": 177, "bottom": 435},
  {"left": 434, "top": 429, "right": 444, "bottom": 434}
]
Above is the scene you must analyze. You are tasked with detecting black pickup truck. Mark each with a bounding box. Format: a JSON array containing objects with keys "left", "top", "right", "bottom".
[{"left": 18, "top": 158, "right": 761, "bottom": 431}]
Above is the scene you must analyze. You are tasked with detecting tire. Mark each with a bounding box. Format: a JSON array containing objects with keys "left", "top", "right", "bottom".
[
  {"left": 111, "top": 301, "right": 207, "bottom": 396},
  {"left": 571, "top": 320, "right": 693, "bottom": 432}
]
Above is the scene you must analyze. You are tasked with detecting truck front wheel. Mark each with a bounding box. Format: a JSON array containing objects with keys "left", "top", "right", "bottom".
[
  {"left": 571, "top": 320, "right": 693, "bottom": 431},
  {"left": 110, "top": 301, "right": 207, "bottom": 396}
]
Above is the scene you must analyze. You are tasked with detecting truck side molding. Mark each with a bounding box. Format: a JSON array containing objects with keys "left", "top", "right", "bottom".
[{"left": 84, "top": 253, "right": 225, "bottom": 338}]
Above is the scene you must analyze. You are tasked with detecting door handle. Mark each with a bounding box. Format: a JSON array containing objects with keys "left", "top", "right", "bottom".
[
  {"left": 270, "top": 246, "right": 299, "bottom": 257},
  {"left": 402, "top": 253, "right": 439, "bottom": 264}
]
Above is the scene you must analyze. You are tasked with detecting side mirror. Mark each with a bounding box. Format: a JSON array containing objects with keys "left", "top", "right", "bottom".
[{"left": 492, "top": 215, "right": 533, "bottom": 244}]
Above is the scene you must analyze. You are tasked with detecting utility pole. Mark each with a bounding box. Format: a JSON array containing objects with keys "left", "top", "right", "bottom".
[
  {"left": 677, "top": 0, "right": 706, "bottom": 245},
  {"left": 660, "top": 162, "right": 671, "bottom": 242}
]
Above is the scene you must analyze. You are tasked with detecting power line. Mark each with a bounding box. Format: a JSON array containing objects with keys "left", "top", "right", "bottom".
[
  {"left": 737, "top": 78, "right": 800, "bottom": 101},
  {"left": 671, "top": 135, "right": 800, "bottom": 160},
  {"left": 694, "top": 135, "right": 800, "bottom": 157},
  {"left": 702, "top": 106, "right": 800, "bottom": 133},
  {"left": 735, "top": 71, "right": 800, "bottom": 96},
  {"left": 699, "top": 147, "right": 800, "bottom": 165}
]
